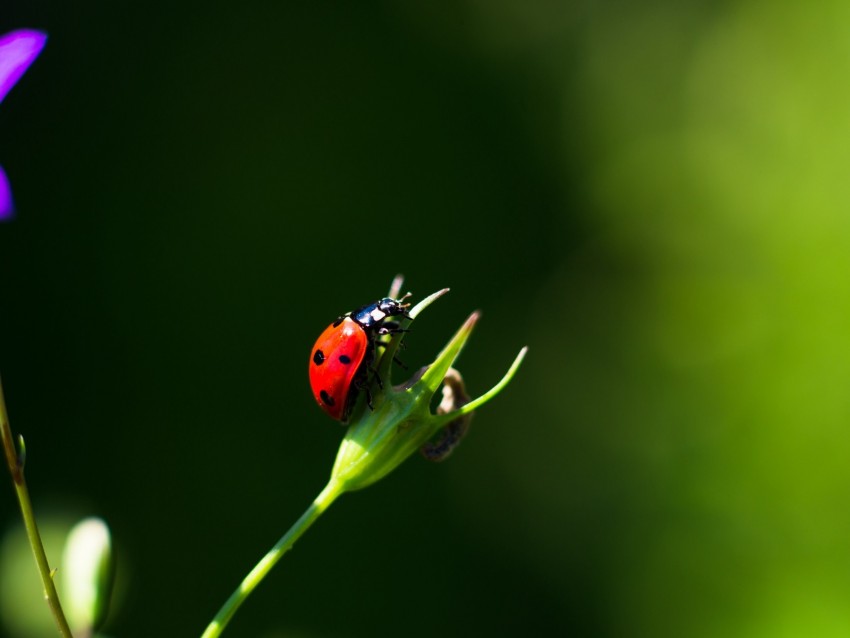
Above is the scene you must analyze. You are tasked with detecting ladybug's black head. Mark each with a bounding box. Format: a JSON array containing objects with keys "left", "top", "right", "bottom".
[
  {"left": 377, "top": 297, "right": 410, "bottom": 317},
  {"left": 351, "top": 296, "right": 412, "bottom": 330}
]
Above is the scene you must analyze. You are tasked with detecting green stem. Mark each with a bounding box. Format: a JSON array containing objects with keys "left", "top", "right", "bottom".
[
  {"left": 201, "top": 479, "right": 345, "bottom": 638},
  {"left": 0, "top": 376, "right": 74, "bottom": 638}
]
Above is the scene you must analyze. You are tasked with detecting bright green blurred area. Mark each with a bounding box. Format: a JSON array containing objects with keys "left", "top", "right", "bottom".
[{"left": 2, "top": 1, "right": 850, "bottom": 637}]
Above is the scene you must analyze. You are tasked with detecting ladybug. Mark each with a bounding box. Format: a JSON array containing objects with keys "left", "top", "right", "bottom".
[{"left": 309, "top": 297, "right": 410, "bottom": 422}]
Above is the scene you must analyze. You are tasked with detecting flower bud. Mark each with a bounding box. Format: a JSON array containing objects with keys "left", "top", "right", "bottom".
[
  {"left": 60, "top": 516, "right": 113, "bottom": 633},
  {"left": 329, "top": 287, "right": 527, "bottom": 492}
]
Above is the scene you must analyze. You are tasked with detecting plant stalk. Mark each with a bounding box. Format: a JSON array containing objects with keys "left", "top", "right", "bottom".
[
  {"left": 0, "top": 375, "right": 73, "bottom": 638},
  {"left": 201, "top": 479, "right": 344, "bottom": 638}
]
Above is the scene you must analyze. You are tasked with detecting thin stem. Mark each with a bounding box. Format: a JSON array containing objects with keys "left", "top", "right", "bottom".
[
  {"left": 201, "top": 479, "right": 345, "bottom": 638},
  {"left": 0, "top": 375, "right": 74, "bottom": 638}
]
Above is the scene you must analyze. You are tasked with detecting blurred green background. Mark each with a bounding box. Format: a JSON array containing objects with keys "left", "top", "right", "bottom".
[{"left": 2, "top": 1, "right": 850, "bottom": 636}]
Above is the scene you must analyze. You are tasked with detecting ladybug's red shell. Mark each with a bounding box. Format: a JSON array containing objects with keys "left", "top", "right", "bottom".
[
  {"left": 309, "top": 317, "right": 368, "bottom": 421},
  {"left": 309, "top": 296, "right": 411, "bottom": 423}
]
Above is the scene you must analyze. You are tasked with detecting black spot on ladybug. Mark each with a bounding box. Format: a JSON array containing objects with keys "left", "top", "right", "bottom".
[
  {"left": 320, "top": 390, "right": 335, "bottom": 406},
  {"left": 313, "top": 350, "right": 326, "bottom": 366},
  {"left": 339, "top": 354, "right": 352, "bottom": 365}
]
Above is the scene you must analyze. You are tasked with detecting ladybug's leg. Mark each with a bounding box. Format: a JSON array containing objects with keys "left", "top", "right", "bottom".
[
  {"left": 352, "top": 374, "right": 375, "bottom": 411},
  {"left": 370, "top": 368, "right": 384, "bottom": 390},
  {"left": 376, "top": 321, "right": 409, "bottom": 336},
  {"left": 361, "top": 341, "right": 382, "bottom": 391},
  {"left": 373, "top": 341, "right": 407, "bottom": 369},
  {"left": 374, "top": 320, "right": 406, "bottom": 366}
]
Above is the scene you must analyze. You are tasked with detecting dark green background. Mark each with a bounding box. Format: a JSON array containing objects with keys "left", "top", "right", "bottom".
[{"left": 3, "top": 2, "right": 850, "bottom": 637}]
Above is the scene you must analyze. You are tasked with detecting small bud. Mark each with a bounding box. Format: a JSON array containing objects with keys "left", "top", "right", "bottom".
[{"left": 60, "top": 517, "right": 113, "bottom": 633}]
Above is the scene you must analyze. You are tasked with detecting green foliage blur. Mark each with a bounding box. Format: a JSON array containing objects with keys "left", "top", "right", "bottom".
[{"left": 2, "top": 1, "right": 850, "bottom": 636}]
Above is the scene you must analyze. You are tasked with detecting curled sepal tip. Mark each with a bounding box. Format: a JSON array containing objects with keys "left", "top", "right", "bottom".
[
  {"left": 433, "top": 346, "right": 527, "bottom": 426},
  {"left": 329, "top": 289, "right": 526, "bottom": 493},
  {"left": 408, "top": 287, "right": 450, "bottom": 319}
]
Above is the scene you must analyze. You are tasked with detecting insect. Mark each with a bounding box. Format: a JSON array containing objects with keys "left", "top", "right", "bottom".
[{"left": 309, "top": 296, "right": 410, "bottom": 422}]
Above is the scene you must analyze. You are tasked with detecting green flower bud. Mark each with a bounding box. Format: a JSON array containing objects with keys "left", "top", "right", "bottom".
[
  {"left": 330, "top": 288, "right": 527, "bottom": 492},
  {"left": 60, "top": 516, "right": 113, "bottom": 634}
]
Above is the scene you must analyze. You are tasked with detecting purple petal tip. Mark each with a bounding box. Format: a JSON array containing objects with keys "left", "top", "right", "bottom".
[
  {"left": 0, "top": 29, "right": 47, "bottom": 103},
  {"left": 0, "top": 166, "right": 14, "bottom": 220}
]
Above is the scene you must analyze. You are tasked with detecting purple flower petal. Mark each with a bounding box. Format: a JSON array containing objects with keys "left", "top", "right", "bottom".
[
  {"left": 0, "top": 29, "right": 47, "bottom": 103},
  {"left": 0, "top": 165, "right": 13, "bottom": 220}
]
